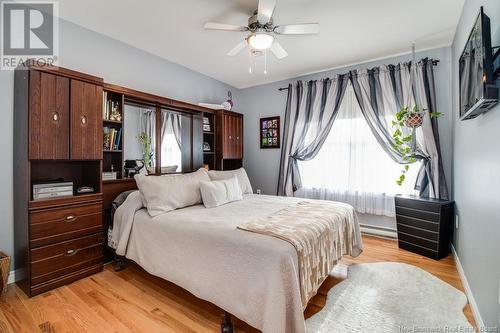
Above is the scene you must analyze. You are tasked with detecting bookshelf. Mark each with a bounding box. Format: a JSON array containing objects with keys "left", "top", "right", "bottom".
[
  {"left": 202, "top": 112, "right": 216, "bottom": 170},
  {"left": 102, "top": 90, "right": 124, "bottom": 180}
]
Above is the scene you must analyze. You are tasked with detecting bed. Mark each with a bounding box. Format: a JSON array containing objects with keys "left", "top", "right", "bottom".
[{"left": 111, "top": 191, "right": 363, "bottom": 333}]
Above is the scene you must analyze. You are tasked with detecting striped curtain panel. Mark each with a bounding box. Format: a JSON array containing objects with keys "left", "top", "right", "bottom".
[
  {"left": 350, "top": 60, "right": 448, "bottom": 199},
  {"left": 349, "top": 64, "right": 426, "bottom": 164},
  {"left": 413, "top": 59, "right": 449, "bottom": 199},
  {"left": 277, "top": 76, "right": 349, "bottom": 196}
]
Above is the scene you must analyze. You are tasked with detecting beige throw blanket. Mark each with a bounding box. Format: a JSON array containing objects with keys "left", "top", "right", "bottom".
[{"left": 238, "top": 201, "right": 360, "bottom": 308}]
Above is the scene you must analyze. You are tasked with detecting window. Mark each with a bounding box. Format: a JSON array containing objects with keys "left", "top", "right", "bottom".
[
  {"left": 297, "top": 84, "right": 419, "bottom": 217},
  {"left": 161, "top": 132, "right": 182, "bottom": 172},
  {"left": 160, "top": 110, "right": 186, "bottom": 173}
]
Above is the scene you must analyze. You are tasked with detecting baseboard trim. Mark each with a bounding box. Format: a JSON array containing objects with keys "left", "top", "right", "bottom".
[
  {"left": 360, "top": 224, "right": 397, "bottom": 239},
  {"left": 451, "top": 245, "right": 485, "bottom": 329},
  {"left": 7, "top": 269, "right": 20, "bottom": 284}
]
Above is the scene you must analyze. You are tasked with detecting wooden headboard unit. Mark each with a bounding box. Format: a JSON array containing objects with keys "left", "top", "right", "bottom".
[{"left": 100, "top": 83, "right": 217, "bottom": 261}]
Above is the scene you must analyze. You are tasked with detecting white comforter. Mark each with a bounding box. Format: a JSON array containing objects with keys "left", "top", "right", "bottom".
[{"left": 112, "top": 193, "right": 363, "bottom": 333}]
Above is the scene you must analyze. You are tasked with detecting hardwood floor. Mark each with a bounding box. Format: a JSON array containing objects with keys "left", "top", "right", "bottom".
[{"left": 0, "top": 235, "right": 474, "bottom": 333}]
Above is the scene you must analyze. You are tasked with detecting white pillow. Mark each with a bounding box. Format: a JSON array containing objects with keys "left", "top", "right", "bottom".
[
  {"left": 134, "top": 168, "right": 210, "bottom": 216},
  {"left": 207, "top": 168, "right": 253, "bottom": 194},
  {"left": 200, "top": 176, "right": 243, "bottom": 208}
]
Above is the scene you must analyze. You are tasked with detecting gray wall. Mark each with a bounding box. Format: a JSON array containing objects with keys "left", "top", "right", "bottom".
[
  {"left": 0, "top": 18, "right": 238, "bottom": 267},
  {"left": 451, "top": 0, "right": 500, "bottom": 327},
  {"left": 237, "top": 47, "right": 453, "bottom": 197}
]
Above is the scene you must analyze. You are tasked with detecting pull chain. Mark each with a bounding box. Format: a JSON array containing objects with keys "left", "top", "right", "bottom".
[
  {"left": 264, "top": 49, "right": 268, "bottom": 75},
  {"left": 248, "top": 49, "right": 252, "bottom": 73},
  {"left": 410, "top": 42, "right": 419, "bottom": 151}
]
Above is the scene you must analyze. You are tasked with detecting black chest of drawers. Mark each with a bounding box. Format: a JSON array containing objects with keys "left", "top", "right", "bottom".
[{"left": 395, "top": 195, "right": 454, "bottom": 260}]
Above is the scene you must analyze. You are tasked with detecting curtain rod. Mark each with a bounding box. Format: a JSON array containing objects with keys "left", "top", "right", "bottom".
[{"left": 278, "top": 59, "right": 440, "bottom": 91}]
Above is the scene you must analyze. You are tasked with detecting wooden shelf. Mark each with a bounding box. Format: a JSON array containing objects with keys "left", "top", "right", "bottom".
[
  {"left": 103, "top": 119, "right": 122, "bottom": 125},
  {"left": 203, "top": 131, "right": 214, "bottom": 134},
  {"left": 103, "top": 178, "right": 135, "bottom": 184},
  {"left": 203, "top": 151, "right": 214, "bottom": 154},
  {"left": 103, "top": 150, "right": 122, "bottom": 153},
  {"left": 29, "top": 192, "right": 103, "bottom": 210}
]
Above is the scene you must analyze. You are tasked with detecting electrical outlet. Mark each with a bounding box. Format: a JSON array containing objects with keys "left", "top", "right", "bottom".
[
  {"left": 455, "top": 215, "right": 459, "bottom": 229},
  {"left": 256, "top": 189, "right": 262, "bottom": 195}
]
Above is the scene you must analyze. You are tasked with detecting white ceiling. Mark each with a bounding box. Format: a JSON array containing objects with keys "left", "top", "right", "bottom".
[{"left": 56, "top": 0, "right": 464, "bottom": 89}]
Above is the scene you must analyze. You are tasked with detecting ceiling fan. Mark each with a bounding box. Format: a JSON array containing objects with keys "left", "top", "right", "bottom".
[{"left": 204, "top": 0, "right": 319, "bottom": 60}]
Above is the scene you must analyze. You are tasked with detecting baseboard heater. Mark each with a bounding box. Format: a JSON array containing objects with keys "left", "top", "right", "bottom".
[{"left": 360, "top": 224, "right": 397, "bottom": 239}]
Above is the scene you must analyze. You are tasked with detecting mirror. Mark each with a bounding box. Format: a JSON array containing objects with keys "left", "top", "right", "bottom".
[
  {"left": 160, "top": 109, "right": 194, "bottom": 173},
  {"left": 123, "top": 104, "right": 156, "bottom": 176}
]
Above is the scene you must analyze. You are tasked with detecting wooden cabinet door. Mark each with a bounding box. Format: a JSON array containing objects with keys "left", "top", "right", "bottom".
[
  {"left": 226, "top": 114, "right": 233, "bottom": 158},
  {"left": 221, "top": 113, "right": 243, "bottom": 159},
  {"left": 29, "top": 71, "right": 70, "bottom": 160},
  {"left": 235, "top": 116, "right": 243, "bottom": 159},
  {"left": 229, "top": 114, "right": 237, "bottom": 158},
  {"left": 223, "top": 113, "right": 232, "bottom": 158},
  {"left": 70, "top": 80, "right": 102, "bottom": 160}
]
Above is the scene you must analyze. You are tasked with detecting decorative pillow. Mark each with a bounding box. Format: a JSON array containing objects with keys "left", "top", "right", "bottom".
[
  {"left": 200, "top": 176, "right": 243, "bottom": 208},
  {"left": 134, "top": 168, "right": 210, "bottom": 216},
  {"left": 207, "top": 168, "right": 253, "bottom": 194}
]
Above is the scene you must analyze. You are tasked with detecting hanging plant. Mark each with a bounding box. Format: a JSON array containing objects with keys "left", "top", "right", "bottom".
[
  {"left": 391, "top": 106, "right": 442, "bottom": 186},
  {"left": 138, "top": 132, "right": 153, "bottom": 169}
]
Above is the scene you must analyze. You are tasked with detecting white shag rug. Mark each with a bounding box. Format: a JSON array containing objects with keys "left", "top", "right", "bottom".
[{"left": 306, "top": 262, "right": 473, "bottom": 333}]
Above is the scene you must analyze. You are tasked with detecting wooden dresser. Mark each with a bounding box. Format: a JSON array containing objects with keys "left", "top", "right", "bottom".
[
  {"left": 14, "top": 64, "right": 104, "bottom": 296},
  {"left": 395, "top": 195, "right": 454, "bottom": 260}
]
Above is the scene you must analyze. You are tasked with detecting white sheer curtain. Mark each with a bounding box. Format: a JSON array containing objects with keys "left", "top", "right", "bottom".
[{"left": 296, "top": 84, "right": 419, "bottom": 217}]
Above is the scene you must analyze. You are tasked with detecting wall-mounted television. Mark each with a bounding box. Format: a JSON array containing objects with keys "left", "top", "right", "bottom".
[{"left": 459, "top": 7, "right": 498, "bottom": 120}]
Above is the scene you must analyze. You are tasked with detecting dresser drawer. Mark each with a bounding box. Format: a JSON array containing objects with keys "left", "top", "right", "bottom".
[
  {"left": 397, "top": 232, "right": 438, "bottom": 251},
  {"left": 30, "top": 202, "right": 102, "bottom": 247},
  {"left": 395, "top": 215, "right": 439, "bottom": 232},
  {"left": 397, "top": 223, "right": 439, "bottom": 242},
  {"left": 395, "top": 206, "right": 440, "bottom": 223},
  {"left": 30, "top": 233, "right": 102, "bottom": 285},
  {"left": 395, "top": 197, "right": 442, "bottom": 213},
  {"left": 398, "top": 240, "right": 439, "bottom": 259}
]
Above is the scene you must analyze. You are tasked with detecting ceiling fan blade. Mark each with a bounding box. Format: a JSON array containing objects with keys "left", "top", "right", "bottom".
[
  {"left": 274, "top": 23, "right": 320, "bottom": 35},
  {"left": 270, "top": 41, "right": 288, "bottom": 59},
  {"left": 204, "top": 22, "right": 248, "bottom": 32},
  {"left": 227, "top": 40, "right": 248, "bottom": 56},
  {"left": 257, "top": 0, "right": 276, "bottom": 24}
]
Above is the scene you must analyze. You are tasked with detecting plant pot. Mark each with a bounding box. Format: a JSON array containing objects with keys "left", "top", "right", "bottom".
[
  {"left": 0, "top": 251, "right": 11, "bottom": 295},
  {"left": 404, "top": 112, "right": 424, "bottom": 128}
]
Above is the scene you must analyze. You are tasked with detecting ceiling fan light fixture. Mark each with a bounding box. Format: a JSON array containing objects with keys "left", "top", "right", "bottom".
[{"left": 247, "top": 32, "right": 274, "bottom": 50}]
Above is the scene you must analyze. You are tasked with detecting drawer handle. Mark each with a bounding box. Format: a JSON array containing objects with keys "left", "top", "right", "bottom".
[
  {"left": 65, "top": 215, "right": 77, "bottom": 222},
  {"left": 66, "top": 249, "right": 77, "bottom": 256}
]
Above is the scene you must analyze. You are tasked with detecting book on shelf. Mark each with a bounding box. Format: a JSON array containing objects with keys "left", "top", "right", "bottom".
[
  {"left": 115, "top": 129, "right": 122, "bottom": 150},
  {"left": 34, "top": 190, "right": 73, "bottom": 200},
  {"left": 102, "top": 92, "right": 121, "bottom": 121},
  {"left": 102, "top": 91, "right": 108, "bottom": 120},
  {"left": 32, "top": 181, "right": 74, "bottom": 200},
  {"left": 33, "top": 185, "right": 73, "bottom": 194},
  {"left": 103, "top": 127, "right": 122, "bottom": 150},
  {"left": 102, "top": 172, "right": 118, "bottom": 181}
]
